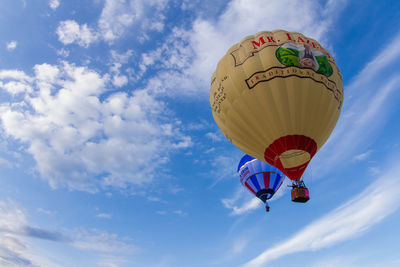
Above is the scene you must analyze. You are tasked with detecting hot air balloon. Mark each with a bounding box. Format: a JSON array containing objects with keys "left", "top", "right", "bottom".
[
  {"left": 210, "top": 30, "right": 343, "bottom": 201},
  {"left": 238, "top": 154, "right": 285, "bottom": 212}
]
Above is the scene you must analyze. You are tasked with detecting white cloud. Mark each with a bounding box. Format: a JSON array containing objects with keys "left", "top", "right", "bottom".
[
  {"left": 96, "top": 213, "right": 112, "bottom": 219},
  {"left": 171, "top": 135, "right": 193, "bottom": 149},
  {"left": 49, "top": 0, "right": 60, "bottom": 10},
  {"left": 110, "top": 49, "right": 133, "bottom": 64},
  {"left": 57, "top": 0, "right": 170, "bottom": 46},
  {"left": 208, "top": 155, "right": 238, "bottom": 188},
  {"left": 0, "top": 201, "right": 60, "bottom": 266},
  {"left": 172, "top": 210, "right": 187, "bottom": 216},
  {"left": 34, "top": 63, "right": 60, "bottom": 83},
  {"left": 6, "top": 41, "right": 17, "bottom": 51},
  {"left": 98, "top": 0, "right": 136, "bottom": 42},
  {"left": 146, "top": 196, "right": 161, "bottom": 202},
  {"left": 37, "top": 208, "right": 53, "bottom": 215},
  {"left": 112, "top": 74, "right": 128, "bottom": 87},
  {"left": 222, "top": 186, "right": 261, "bottom": 215},
  {"left": 98, "top": 262, "right": 120, "bottom": 267},
  {"left": 155, "top": 209, "right": 187, "bottom": 216},
  {"left": 0, "top": 200, "right": 137, "bottom": 265},
  {"left": 312, "top": 255, "right": 400, "bottom": 267},
  {"left": 223, "top": 196, "right": 261, "bottom": 216},
  {"left": 222, "top": 178, "right": 290, "bottom": 215},
  {"left": 311, "top": 255, "right": 359, "bottom": 267},
  {"left": 0, "top": 234, "right": 37, "bottom": 266},
  {"left": 108, "top": 50, "right": 133, "bottom": 87},
  {"left": 244, "top": 162, "right": 400, "bottom": 266},
  {"left": 0, "top": 201, "right": 26, "bottom": 234},
  {"left": 167, "top": 185, "right": 183, "bottom": 195},
  {"left": 0, "top": 69, "right": 33, "bottom": 95},
  {"left": 156, "top": 210, "right": 167, "bottom": 215},
  {"left": 231, "top": 237, "right": 249, "bottom": 255},
  {"left": 0, "top": 81, "right": 32, "bottom": 95},
  {"left": 0, "top": 62, "right": 191, "bottom": 192},
  {"left": 107, "top": 55, "right": 131, "bottom": 89},
  {"left": 73, "top": 228, "right": 137, "bottom": 253},
  {"left": 353, "top": 150, "right": 373, "bottom": 162},
  {"left": 368, "top": 166, "right": 381, "bottom": 175},
  {"left": 56, "top": 20, "right": 98, "bottom": 47},
  {"left": 0, "top": 70, "right": 31, "bottom": 81},
  {"left": 0, "top": 157, "right": 12, "bottom": 168},
  {"left": 57, "top": 48, "right": 69, "bottom": 57},
  {"left": 205, "top": 132, "right": 223, "bottom": 142}
]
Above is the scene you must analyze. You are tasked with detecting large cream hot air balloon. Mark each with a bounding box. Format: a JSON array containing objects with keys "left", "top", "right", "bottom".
[{"left": 210, "top": 30, "right": 343, "bottom": 199}]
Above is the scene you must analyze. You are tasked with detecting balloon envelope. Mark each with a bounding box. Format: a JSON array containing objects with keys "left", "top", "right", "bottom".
[
  {"left": 238, "top": 154, "right": 285, "bottom": 203},
  {"left": 210, "top": 30, "right": 343, "bottom": 180}
]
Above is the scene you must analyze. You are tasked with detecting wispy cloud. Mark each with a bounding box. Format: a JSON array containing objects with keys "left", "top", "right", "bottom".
[
  {"left": 0, "top": 201, "right": 67, "bottom": 243},
  {"left": 56, "top": 0, "right": 170, "bottom": 47},
  {"left": 368, "top": 166, "right": 381, "bottom": 175},
  {"left": 311, "top": 255, "right": 359, "bottom": 267},
  {"left": 96, "top": 213, "right": 112, "bottom": 219},
  {"left": 108, "top": 50, "right": 133, "bottom": 88},
  {"left": 6, "top": 41, "right": 17, "bottom": 51},
  {"left": 147, "top": 196, "right": 161, "bottom": 202},
  {"left": 49, "top": 0, "right": 60, "bottom": 10},
  {"left": 0, "top": 80, "right": 32, "bottom": 95},
  {"left": 222, "top": 186, "right": 261, "bottom": 215},
  {"left": 313, "top": 30, "right": 400, "bottom": 175},
  {"left": 353, "top": 149, "right": 373, "bottom": 162},
  {"left": 205, "top": 131, "right": 224, "bottom": 142},
  {"left": 57, "top": 20, "right": 98, "bottom": 47},
  {"left": 244, "top": 162, "right": 400, "bottom": 266},
  {"left": 172, "top": 210, "right": 187, "bottom": 216},
  {"left": 155, "top": 209, "right": 187, "bottom": 216},
  {"left": 223, "top": 197, "right": 261, "bottom": 216},
  {"left": 37, "top": 208, "right": 53, "bottom": 215},
  {"left": 222, "top": 179, "right": 290, "bottom": 215},
  {"left": 0, "top": 201, "right": 60, "bottom": 266},
  {"left": 156, "top": 210, "right": 167, "bottom": 215},
  {"left": 72, "top": 228, "right": 137, "bottom": 253},
  {"left": 97, "top": 0, "right": 135, "bottom": 42},
  {"left": 208, "top": 155, "right": 238, "bottom": 188},
  {"left": 0, "top": 200, "right": 137, "bottom": 265},
  {"left": 0, "top": 157, "right": 12, "bottom": 168}
]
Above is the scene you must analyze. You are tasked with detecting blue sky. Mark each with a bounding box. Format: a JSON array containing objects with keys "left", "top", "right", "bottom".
[{"left": 0, "top": 0, "right": 399, "bottom": 266}]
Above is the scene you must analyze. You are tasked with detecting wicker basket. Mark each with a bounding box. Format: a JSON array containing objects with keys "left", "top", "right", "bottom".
[{"left": 291, "top": 187, "right": 310, "bottom": 203}]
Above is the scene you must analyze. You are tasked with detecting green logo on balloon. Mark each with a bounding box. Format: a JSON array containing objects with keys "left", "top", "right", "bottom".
[{"left": 276, "top": 43, "right": 333, "bottom": 77}]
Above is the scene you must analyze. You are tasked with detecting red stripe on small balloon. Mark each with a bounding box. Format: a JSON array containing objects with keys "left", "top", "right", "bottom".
[{"left": 263, "top": 172, "right": 270, "bottom": 189}]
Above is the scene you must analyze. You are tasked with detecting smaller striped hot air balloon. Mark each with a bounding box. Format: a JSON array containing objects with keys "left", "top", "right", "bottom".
[{"left": 238, "top": 154, "right": 285, "bottom": 212}]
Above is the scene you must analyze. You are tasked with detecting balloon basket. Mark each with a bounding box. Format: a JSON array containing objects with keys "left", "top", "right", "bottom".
[{"left": 291, "top": 187, "right": 310, "bottom": 203}]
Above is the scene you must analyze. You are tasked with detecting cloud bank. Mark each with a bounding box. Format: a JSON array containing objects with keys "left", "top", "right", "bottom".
[{"left": 0, "top": 62, "right": 191, "bottom": 192}]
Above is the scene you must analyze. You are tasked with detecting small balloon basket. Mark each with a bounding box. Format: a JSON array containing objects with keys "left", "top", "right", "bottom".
[{"left": 291, "top": 187, "right": 310, "bottom": 203}]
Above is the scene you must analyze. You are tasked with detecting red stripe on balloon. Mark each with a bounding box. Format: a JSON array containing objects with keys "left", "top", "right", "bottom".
[
  {"left": 264, "top": 135, "right": 317, "bottom": 180},
  {"left": 263, "top": 172, "right": 270, "bottom": 189}
]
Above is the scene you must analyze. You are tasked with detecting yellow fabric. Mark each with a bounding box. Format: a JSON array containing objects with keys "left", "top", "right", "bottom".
[{"left": 210, "top": 30, "right": 343, "bottom": 168}]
